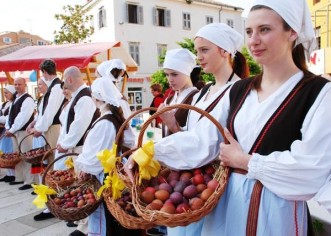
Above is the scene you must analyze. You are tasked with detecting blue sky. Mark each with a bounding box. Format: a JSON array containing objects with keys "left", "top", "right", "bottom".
[{"left": 0, "top": 0, "right": 251, "bottom": 41}]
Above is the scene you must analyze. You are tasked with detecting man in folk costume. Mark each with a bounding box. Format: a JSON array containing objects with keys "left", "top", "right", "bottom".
[
  {"left": 58, "top": 66, "right": 99, "bottom": 236},
  {"left": 5, "top": 77, "right": 35, "bottom": 190},
  {"left": 33, "top": 59, "right": 65, "bottom": 164}
]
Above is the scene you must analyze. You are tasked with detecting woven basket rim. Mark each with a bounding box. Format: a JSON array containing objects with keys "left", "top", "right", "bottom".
[{"left": 103, "top": 188, "right": 155, "bottom": 229}]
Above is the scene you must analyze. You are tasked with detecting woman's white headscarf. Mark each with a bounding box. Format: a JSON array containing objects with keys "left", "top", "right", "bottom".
[
  {"left": 97, "top": 59, "right": 126, "bottom": 82},
  {"left": 249, "top": 0, "right": 316, "bottom": 57},
  {"left": 163, "top": 48, "right": 196, "bottom": 76},
  {"left": 92, "top": 76, "right": 122, "bottom": 107},
  {"left": 4, "top": 84, "right": 15, "bottom": 94},
  {"left": 195, "top": 23, "right": 244, "bottom": 58}
]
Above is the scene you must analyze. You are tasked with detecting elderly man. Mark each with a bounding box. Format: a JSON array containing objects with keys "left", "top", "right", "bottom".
[{"left": 5, "top": 77, "right": 35, "bottom": 190}]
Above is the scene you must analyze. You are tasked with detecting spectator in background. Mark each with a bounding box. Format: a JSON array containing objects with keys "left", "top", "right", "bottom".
[{"left": 149, "top": 84, "right": 164, "bottom": 127}]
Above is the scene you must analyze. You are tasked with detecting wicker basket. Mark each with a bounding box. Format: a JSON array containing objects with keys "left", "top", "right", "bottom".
[
  {"left": 42, "top": 153, "right": 103, "bottom": 221},
  {"left": 131, "top": 104, "right": 230, "bottom": 227},
  {"left": 103, "top": 188, "right": 155, "bottom": 230},
  {"left": 42, "top": 151, "right": 77, "bottom": 190},
  {"left": 0, "top": 135, "right": 21, "bottom": 168},
  {"left": 20, "top": 134, "right": 51, "bottom": 164},
  {"left": 114, "top": 107, "right": 157, "bottom": 187},
  {"left": 0, "top": 152, "right": 21, "bottom": 168}
]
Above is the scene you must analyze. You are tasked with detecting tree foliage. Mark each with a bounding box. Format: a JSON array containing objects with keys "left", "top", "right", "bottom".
[
  {"left": 54, "top": 5, "right": 94, "bottom": 44},
  {"left": 242, "top": 46, "right": 262, "bottom": 76}
]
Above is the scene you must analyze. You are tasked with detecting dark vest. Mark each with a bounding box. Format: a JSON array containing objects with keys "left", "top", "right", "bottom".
[
  {"left": 42, "top": 78, "right": 66, "bottom": 125},
  {"left": 8, "top": 93, "right": 34, "bottom": 131},
  {"left": 227, "top": 74, "right": 328, "bottom": 154},
  {"left": 162, "top": 89, "right": 198, "bottom": 137},
  {"left": 1, "top": 101, "right": 9, "bottom": 116},
  {"left": 195, "top": 83, "right": 231, "bottom": 121},
  {"left": 66, "top": 87, "right": 100, "bottom": 147}
]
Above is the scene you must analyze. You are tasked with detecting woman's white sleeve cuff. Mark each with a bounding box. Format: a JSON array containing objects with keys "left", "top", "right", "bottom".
[{"left": 247, "top": 153, "right": 264, "bottom": 179}]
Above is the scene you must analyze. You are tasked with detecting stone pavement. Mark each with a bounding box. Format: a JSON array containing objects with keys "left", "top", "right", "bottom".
[{"left": 0, "top": 169, "right": 73, "bottom": 236}]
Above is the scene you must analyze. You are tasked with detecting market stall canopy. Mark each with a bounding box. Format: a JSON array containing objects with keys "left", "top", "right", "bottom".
[{"left": 0, "top": 41, "right": 138, "bottom": 84}]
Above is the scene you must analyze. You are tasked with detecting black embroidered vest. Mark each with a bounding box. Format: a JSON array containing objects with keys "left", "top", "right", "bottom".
[
  {"left": 42, "top": 78, "right": 66, "bottom": 125},
  {"left": 8, "top": 93, "right": 34, "bottom": 131},
  {"left": 66, "top": 87, "right": 100, "bottom": 146},
  {"left": 227, "top": 74, "right": 329, "bottom": 155}
]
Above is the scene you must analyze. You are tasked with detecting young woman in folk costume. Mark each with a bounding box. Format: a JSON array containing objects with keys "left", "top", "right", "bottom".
[
  {"left": 75, "top": 76, "right": 142, "bottom": 236},
  {"left": 126, "top": 0, "right": 331, "bottom": 235},
  {"left": 158, "top": 48, "right": 198, "bottom": 137},
  {"left": 148, "top": 48, "right": 199, "bottom": 236},
  {"left": 0, "top": 85, "right": 16, "bottom": 183},
  {"left": 159, "top": 24, "right": 248, "bottom": 236},
  {"left": 26, "top": 78, "right": 50, "bottom": 183},
  {"left": 96, "top": 60, "right": 136, "bottom": 149}
]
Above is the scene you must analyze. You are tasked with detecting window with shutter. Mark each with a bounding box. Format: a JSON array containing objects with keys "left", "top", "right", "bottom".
[
  {"left": 98, "top": 7, "right": 107, "bottom": 29},
  {"left": 127, "top": 3, "right": 143, "bottom": 24},
  {"left": 183, "top": 12, "right": 191, "bottom": 30}
]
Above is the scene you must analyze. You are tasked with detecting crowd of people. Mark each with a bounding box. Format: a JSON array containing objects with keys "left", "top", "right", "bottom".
[
  {"left": 0, "top": 58, "right": 138, "bottom": 236},
  {"left": 1, "top": 0, "right": 331, "bottom": 235}
]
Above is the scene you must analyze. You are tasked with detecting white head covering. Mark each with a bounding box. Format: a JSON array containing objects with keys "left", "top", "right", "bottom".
[
  {"left": 91, "top": 77, "right": 122, "bottom": 107},
  {"left": 195, "top": 23, "right": 243, "bottom": 58},
  {"left": 163, "top": 48, "right": 196, "bottom": 76},
  {"left": 4, "top": 84, "right": 15, "bottom": 94},
  {"left": 249, "top": 0, "right": 316, "bottom": 57},
  {"left": 97, "top": 59, "right": 126, "bottom": 82}
]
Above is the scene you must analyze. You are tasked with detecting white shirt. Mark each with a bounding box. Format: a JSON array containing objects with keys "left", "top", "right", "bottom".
[
  {"left": 34, "top": 79, "right": 65, "bottom": 132},
  {"left": 75, "top": 111, "right": 116, "bottom": 175},
  {"left": 155, "top": 72, "right": 331, "bottom": 200},
  {"left": 163, "top": 87, "right": 198, "bottom": 136},
  {"left": 119, "top": 98, "right": 136, "bottom": 149},
  {"left": 314, "top": 175, "right": 331, "bottom": 214},
  {"left": 5, "top": 93, "right": 35, "bottom": 133},
  {"left": 59, "top": 85, "right": 96, "bottom": 149}
]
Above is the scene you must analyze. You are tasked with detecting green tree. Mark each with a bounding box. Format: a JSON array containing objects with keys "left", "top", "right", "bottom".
[
  {"left": 54, "top": 5, "right": 94, "bottom": 44},
  {"left": 242, "top": 46, "right": 262, "bottom": 76}
]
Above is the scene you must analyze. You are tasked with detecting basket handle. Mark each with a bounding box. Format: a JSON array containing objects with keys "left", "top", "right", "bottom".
[
  {"left": 137, "top": 104, "right": 227, "bottom": 147},
  {"left": 41, "top": 152, "right": 79, "bottom": 185},
  {"left": 19, "top": 133, "right": 50, "bottom": 154},
  {"left": 114, "top": 107, "right": 157, "bottom": 157},
  {"left": 39, "top": 147, "right": 57, "bottom": 166}
]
